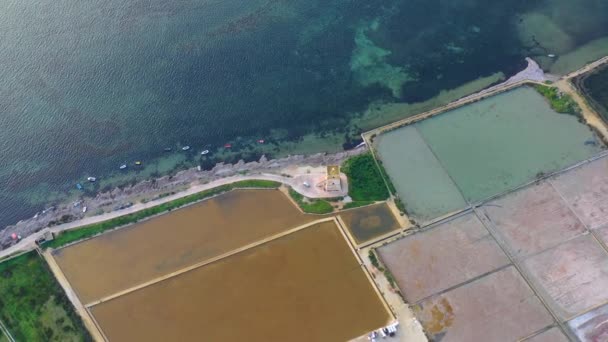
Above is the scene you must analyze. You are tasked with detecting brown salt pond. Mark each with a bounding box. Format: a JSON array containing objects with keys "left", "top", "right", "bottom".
[
  {"left": 89, "top": 220, "right": 391, "bottom": 342},
  {"left": 339, "top": 203, "right": 400, "bottom": 244},
  {"left": 53, "top": 189, "right": 316, "bottom": 303}
]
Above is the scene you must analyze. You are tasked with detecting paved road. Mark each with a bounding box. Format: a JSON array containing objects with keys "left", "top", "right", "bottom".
[
  {"left": 0, "top": 174, "right": 294, "bottom": 259},
  {"left": 0, "top": 171, "right": 351, "bottom": 259}
]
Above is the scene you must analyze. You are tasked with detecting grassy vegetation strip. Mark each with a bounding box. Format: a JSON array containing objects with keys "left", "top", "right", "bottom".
[
  {"left": 288, "top": 188, "right": 334, "bottom": 214},
  {"left": 0, "top": 252, "right": 91, "bottom": 341},
  {"left": 342, "top": 201, "right": 375, "bottom": 210},
  {"left": 534, "top": 84, "right": 581, "bottom": 116},
  {"left": 342, "top": 153, "right": 390, "bottom": 201},
  {"left": 368, "top": 250, "right": 382, "bottom": 270},
  {"left": 368, "top": 250, "right": 398, "bottom": 291},
  {"left": 44, "top": 180, "right": 280, "bottom": 249}
]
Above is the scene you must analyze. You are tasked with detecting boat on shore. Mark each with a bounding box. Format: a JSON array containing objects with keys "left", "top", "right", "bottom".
[
  {"left": 201, "top": 150, "right": 209, "bottom": 155},
  {"left": 182, "top": 146, "right": 191, "bottom": 151},
  {"left": 119, "top": 164, "right": 127, "bottom": 170}
]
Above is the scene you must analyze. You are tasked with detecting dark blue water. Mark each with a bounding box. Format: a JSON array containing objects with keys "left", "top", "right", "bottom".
[
  {"left": 1, "top": 0, "right": 608, "bottom": 227},
  {"left": 579, "top": 66, "right": 608, "bottom": 120}
]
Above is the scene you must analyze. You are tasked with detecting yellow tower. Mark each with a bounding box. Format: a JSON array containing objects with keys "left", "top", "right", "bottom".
[{"left": 326, "top": 165, "right": 342, "bottom": 192}]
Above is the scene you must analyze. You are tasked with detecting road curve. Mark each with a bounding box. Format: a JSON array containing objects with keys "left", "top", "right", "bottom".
[{"left": 0, "top": 174, "right": 296, "bottom": 259}]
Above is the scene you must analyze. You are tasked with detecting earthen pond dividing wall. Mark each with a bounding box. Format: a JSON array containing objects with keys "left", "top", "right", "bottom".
[
  {"left": 376, "top": 155, "right": 608, "bottom": 341},
  {"left": 88, "top": 220, "right": 391, "bottom": 341},
  {"left": 375, "top": 86, "right": 604, "bottom": 224},
  {"left": 53, "top": 189, "right": 401, "bottom": 303},
  {"left": 51, "top": 189, "right": 397, "bottom": 340},
  {"left": 53, "top": 189, "right": 317, "bottom": 303}
]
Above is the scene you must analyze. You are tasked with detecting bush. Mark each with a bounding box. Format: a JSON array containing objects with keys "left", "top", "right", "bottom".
[
  {"left": 534, "top": 84, "right": 581, "bottom": 116},
  {"left": 342, "top": 153, "right": 391, "bottom": 201},
  {"left": 44, "top": 180, "right": 280, "bottom": 249},
  {"left": 368, "top": 250, "right": 383, "bottom": 270},
  {"left": 288, "top": 188, "right": 334, "bottom": 214},
  {"left": 0, "top": 252, "right": 91, "bottom": 341},
  {"left": 394, "top": 197, "right": 407, "bottom": 214}
]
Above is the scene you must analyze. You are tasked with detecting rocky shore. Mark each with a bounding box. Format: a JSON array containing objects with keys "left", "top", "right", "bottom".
[{"left": 0, "top": 147, "right": 367, "bottom": 251}]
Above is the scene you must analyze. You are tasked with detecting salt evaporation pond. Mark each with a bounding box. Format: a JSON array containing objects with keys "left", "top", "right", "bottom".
[
  {"left": 375, "top": 126, "right": 467, "bottom": 223},
  {"left": 376, "top": 86, "right": 603, "bottom": 223}
]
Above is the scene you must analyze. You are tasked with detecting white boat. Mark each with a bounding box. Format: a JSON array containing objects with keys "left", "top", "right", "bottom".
[
  {"left": 201, "top": 150, "right": 209, "bottom": 155},
  {"left": 119, "top": 164, "right": 127, "bottom": 170},
  {"left": 548, "top": 54, "right": 556, "bottom": 58},
  {"left": 182, "top": 146, "right": 191, "bottom": 151},
  {"left": 82, "top": 206, "right": 87, "bottom": 213},
  {"left": 87, "top": 177, "right": 96, "bottom": 182}
]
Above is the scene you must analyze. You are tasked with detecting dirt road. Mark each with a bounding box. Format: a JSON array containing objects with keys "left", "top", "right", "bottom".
[
  {"left": 363, "top": 58, "right": 547, "bottom": 141},
  {"left": 555, "top": 80, "right": 608, "bottom": 140}
]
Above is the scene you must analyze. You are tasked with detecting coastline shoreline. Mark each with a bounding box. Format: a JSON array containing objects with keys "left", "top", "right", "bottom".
[
  {"left": 0, "top": 147, "right": 367, "bottom": 255},
  {"left": 3, "top": 55, "right": 608, "bottom": 257}
]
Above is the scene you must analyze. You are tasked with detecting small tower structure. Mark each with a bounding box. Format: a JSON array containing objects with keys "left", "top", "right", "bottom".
[{"left": 325, "top": 165, "right": 342, "bottom": 192}]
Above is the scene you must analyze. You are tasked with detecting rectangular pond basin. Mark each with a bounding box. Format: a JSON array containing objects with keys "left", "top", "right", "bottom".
[
  {"left": 416, "top": 86, "right": 603, "bottom": 203},
  {"left": 520, "top": 234, "right": 608, "bottom": 321},
  {"left": 378, "top": 212, "right": 509, "bottom": 303},
  {"left": 89, "top": 220, "right": 391, "bottom": 342},
  {"left": 339, "top": 203, "right": 401, "bottom": 244},
  {"left": 375, "top": 86, "right": 603, "bottom": 223},
  {"left": 53, "top": 189, "right": 317, "bottom": 304},
  {"left": 375, "top": 125, "right": 467, "bottom": 223},
  {"left": 481, "top": 181, "right": 586, "bottom": 259},
  {"left": 413, "top": 266, "right": 553, "bottom": 342}
]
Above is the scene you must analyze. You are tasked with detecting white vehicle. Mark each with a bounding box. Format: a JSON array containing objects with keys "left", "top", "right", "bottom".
[
  {"left": 87, "top": 177, "right": 96, "bottom": 182},
  {"left": 303, "top": 181, "right": 310, "bottom": 188},
  {"left": 82, "top": 206, "right": 87, "bottom": 213}
]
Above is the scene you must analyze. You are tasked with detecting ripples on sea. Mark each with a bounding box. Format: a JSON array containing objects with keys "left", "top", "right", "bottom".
[{"left": 1, "top": 0, "right": 608, "bottom": 227}]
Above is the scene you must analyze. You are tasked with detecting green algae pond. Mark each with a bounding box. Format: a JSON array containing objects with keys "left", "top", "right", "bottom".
[
  {"left": 375, "top": 86, "right": 604, "bottom": 223},
  {"left": 375, "top": 125, "right": 467, "bottom": 223}
]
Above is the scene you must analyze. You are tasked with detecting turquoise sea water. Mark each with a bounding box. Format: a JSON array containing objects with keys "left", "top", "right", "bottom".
[{"left": 1, "top": 0, "right": 608, "bottom": 227}]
